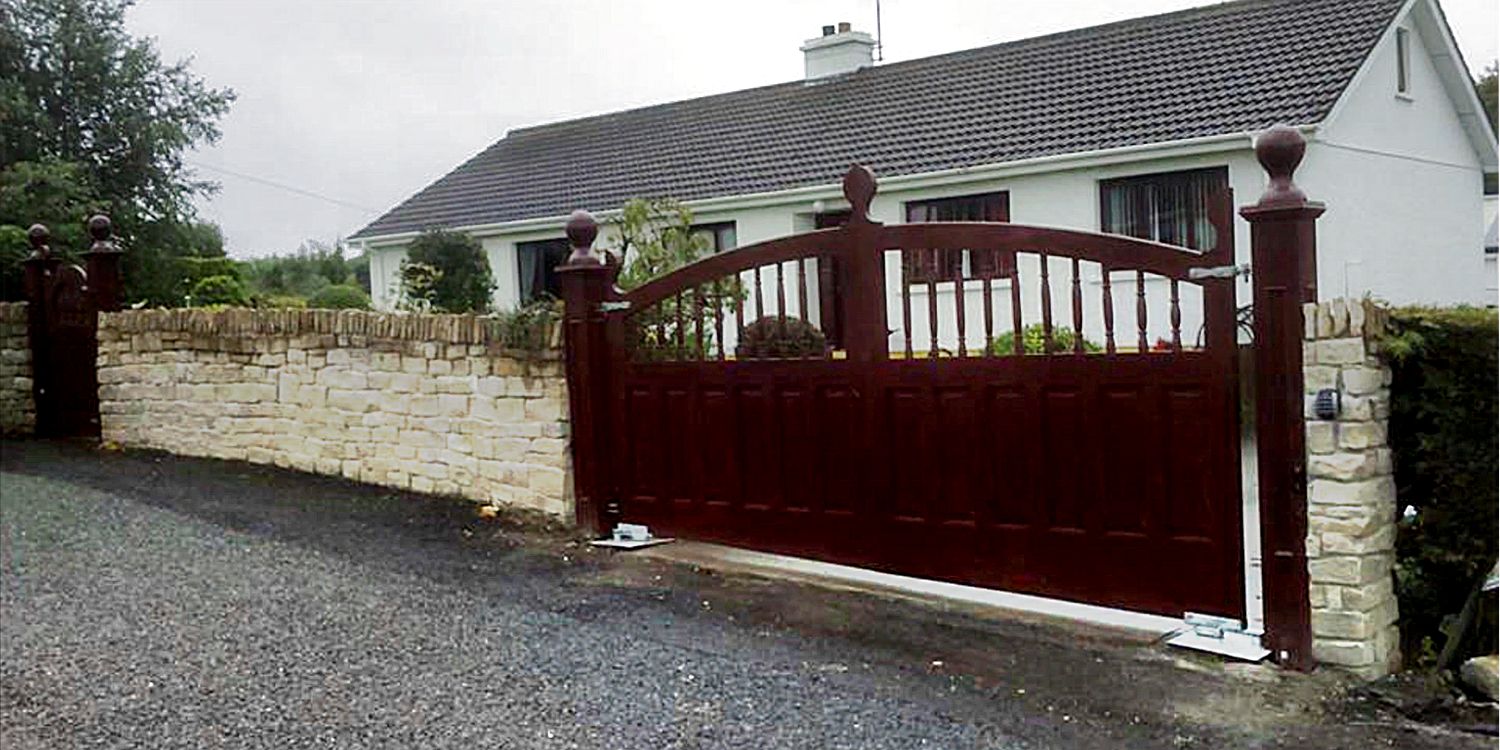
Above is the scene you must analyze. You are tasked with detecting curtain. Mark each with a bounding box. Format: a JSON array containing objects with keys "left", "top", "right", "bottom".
[{"left": 1102, "top": 168, "right": 1226, "bottom": 251}]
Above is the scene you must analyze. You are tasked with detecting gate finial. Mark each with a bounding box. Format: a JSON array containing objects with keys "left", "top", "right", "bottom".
[
  {"left": 1253, "top": 125, "right": 1308, "bottom": 208},
  {"left": 564, "top": 209, "right": 602, "bottom": 266},
  {"left": 26, "top": 224, "right": 50, "bottom": 259},
  {"left": 843, "top": 164, "right": 877, "bottom": 223},
  {"left": 87, "top": 215, "right": 118, "bottom": 253}
]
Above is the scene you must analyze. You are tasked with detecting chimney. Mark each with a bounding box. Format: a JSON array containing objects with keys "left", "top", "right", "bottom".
[{"left": 800, "top": 21, "right": 875, "bottom": 80}]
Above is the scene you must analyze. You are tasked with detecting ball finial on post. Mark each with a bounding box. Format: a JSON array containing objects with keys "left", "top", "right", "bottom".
[
  {"left": 564, "top": 209, "right": 601, "bottom": 265},
  {"left": 26, "top": 224, "right": 51, "bottom": 258},
  {"left": 1253, "top": 125, "right": 1308, "bottom": 207},
  {"left": 842, "top": 164, "right": 877, "bottom": 223},
  {"left": 87, "top": 215, "right": 120, "bottom": 253}
]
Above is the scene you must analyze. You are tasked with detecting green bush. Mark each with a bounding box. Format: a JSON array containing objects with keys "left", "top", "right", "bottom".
[
  {"left": 987, "top": 324, "right": 1101, "bottom": 356},
  {"left": 256, "top": 294, "right": 307, "bottom": 309},
  {"left": 491, "top": 297, "right": 561, "bottom": 355},
  {"left": 308, "top": 284, "right": 371, "bottom": 310},
  {"left": 188, "top": 274, "right": 248, "bottom": 307},
  {"left": 736, "top": 316, "right": 827, "bottom": 359},
  {"left": 398, "top": 229, "right": 495, "bottom": 313},
  {"left": 1382, "top": 306, "right": 1498, "bottom": 665}
]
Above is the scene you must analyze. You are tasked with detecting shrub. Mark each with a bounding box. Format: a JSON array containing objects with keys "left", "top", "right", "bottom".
[
  {"left": 308, "top": 283, "right": 371, "bottom": 310},
  {"left": 986, "top": 324, "right": 1101, "bottom": 356},
  {"left": 492, "top": 297, "right": 561, "bottom": 355},
  {"left": 1382, "top": 306, "right": 1498, "bottom": 665},
  {"left": 398, "top": 229, "right": 495, "bottom": 313},
  {"left": 257, "top": 294, "right": 307, "bottom": 309},
  {"left": 736, "top": 316, "right": 826, "bottom": 359},
  {"left": 188, "top": 274, "right": 248, "bottom": 307}
]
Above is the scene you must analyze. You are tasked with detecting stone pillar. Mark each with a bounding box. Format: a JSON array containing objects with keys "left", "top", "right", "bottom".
[{"left": 1303, "top": 297, "right": 1400, "bottom": 678}]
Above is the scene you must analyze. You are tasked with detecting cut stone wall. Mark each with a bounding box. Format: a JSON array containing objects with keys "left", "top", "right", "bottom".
[
  {"left": 0, "top": 302, "right": 34, "bottom": 434},
  {"left": 97, "top": 309, "right": 571, "bottom": 518},
  {"left": 1303, "top": 298, "right": 1399, "bottom": 678}
]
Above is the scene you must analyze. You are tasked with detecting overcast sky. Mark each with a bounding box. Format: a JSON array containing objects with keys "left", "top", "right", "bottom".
[{"left": 125, "top": 0, "right": 1498, "bottom": 259}]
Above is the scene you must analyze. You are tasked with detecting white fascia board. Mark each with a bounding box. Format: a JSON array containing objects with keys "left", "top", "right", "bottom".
[
  {"left": 1410, "top": 0, "right": 1499, "bottom": 169},
  {"left": 353, "top": 129, "right": 1272, "bottom": 248}
]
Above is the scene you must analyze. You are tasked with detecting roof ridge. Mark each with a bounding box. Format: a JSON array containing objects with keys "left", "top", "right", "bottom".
[{"left": 503, "top": 0, "right": 1288, "bottom": 139}]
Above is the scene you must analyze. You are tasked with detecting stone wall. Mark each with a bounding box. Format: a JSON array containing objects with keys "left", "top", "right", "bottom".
[
  {"left": 1303, "top": 298, "right": 1399, "bottom": 678},
  {"left": 97, "top": 309, "right": 571, "bottom": 517},
  {"left": 0, "top": 302, "right": 34, "bottom": 434}
]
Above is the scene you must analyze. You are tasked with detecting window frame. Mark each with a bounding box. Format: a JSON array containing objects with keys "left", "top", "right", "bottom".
[
  {"left": 901, "top": 190, "right": 1011, "bottom": 284},
  {"left": 515, "top": 237, "right": 571, "bottom": 303},
  {"left": 691, "top": 221, "right": 737, "bottom": 254},
  {"left": 1097, "top": 166, "right": 1229, "bottom": 252},
  {"left": 1396, "top": 27, "right": 1411, "bottom": 96}
]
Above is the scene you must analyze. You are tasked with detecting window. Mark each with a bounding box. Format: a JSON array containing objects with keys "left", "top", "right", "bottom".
[
  {"left": 516, "top": 238, "right": 570, "bottom": 302},
  {"left": 903, "top": 191, "right": 1010, "bottom": 283},
  {"left": 1099, "top": 167, "right": 1228, "bottom": 251},
  {"left": 693, "top": 222, "right": 737, "bottom": 253},
  {"left": 1395, "top": 27, "right": 1411, "bottom": 95}
]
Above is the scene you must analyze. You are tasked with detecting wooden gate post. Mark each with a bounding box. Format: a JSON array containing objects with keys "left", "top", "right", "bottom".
[
  {"left": 557, "top": 210, "right": 616, "bottom": 536},
  {"left": 1242, "top": 125, "right": 1324, "bottom": 670},
  {"left": 84, "top": 215, "right": 124, "bottom": 313}
]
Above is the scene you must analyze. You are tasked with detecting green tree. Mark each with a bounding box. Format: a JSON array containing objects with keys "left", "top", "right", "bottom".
[
  {"left": 0, "top": 0, "right": 235, "bottom": 305},
  {"left": 397, "top": 230, "right": 495, "bottom": 313},
  {"left": 604, "top": 198, "right": 741, "bottom": 359},
  {"left": 188, "top": 274, "right": 248, "bottom": 307},
  {"left": 1476, "top": 61, "right": 1498, "bottom": 134},
  {"left": 0, "top": 158, "right": 97, "bottom": 298},
  {"left": 240, "top": 240, "right": 355, "bottom": 303}
]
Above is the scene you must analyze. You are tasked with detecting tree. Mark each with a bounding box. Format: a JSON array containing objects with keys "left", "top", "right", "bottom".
[
  {"left": 1476, "top": 61, "right": 1498, "bottom": 134},
  {"left": 240, "top": 240, "right": 355, "bottom": 303},
  {"left": 397, "top": 230, "right": 495, "bottom": 313},
  {"left": 188, "top": 274, "right": 248, "bottom": 307},
  {"left": 0, "top": 0, "right": 235, "bottom": 305}
]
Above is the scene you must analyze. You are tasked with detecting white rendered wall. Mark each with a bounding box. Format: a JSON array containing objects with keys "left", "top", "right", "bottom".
[{"left": 1304, "top": 11, "right": 1490, "bottom": 305}]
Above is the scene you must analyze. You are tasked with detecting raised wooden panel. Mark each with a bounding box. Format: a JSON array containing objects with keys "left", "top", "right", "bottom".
[
  {"left": 735, "top": 385, "right": 774, "bottom": 509},
  {"left": 699, "top": 388, "right": 733, "bottom": 505},
  {"left": 815, "top": 385, "right": 860, "bottom": 514},
  {"left": 1164, "top": 387, "right": 1214, "bottom": 539},
  {"left": 985, "top": 387, "right": 1032, "bottom": 527},
  {"left": 1098, "top": 386, "right": 1150, "bottom": 535},
  {"left": 1041, "top": 388, "right": 1085, "bottom": 531},
  {"left": 626, "top": 386, "right": 661, "bottom": 502},
  {"left": 885, "top": 387, "right": 928, "bottom": 520},
  {"left": 664, "top": 388, "right": 693, "bottom": 502},
  {"left": 935, "top": 387, "right": 978, "bottom": 522},
  {"left": 778, "top": 387, "right": 814, "bottom": 511}
]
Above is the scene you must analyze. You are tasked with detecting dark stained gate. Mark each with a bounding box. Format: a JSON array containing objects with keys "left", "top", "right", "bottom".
[
  {"left": 22, "top": 219, "right": 123, "bottom": 438},
  {"left": 562, "top": 165, "right": 1246, "bottom": 619}
]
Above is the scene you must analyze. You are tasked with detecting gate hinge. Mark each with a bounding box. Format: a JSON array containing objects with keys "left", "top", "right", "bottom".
[
  {"left": 599, "top": 300, "right": 631, "bottom": 312},
  {"left": 1188, "top": 264, "right": 1251, "bottom": 280}
]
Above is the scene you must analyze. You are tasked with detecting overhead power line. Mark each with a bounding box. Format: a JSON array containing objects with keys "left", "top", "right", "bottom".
[{"left": 186, "top": 159, "right": 384, "bottom": 215}]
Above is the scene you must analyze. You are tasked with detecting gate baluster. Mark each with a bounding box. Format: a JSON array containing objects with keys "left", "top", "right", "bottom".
[
  {"left": 776, "top": 261, "right": 787, "bottom": 340},
  {"left": 982, "top": 272, "right": 994, "bottom": 357},
  {"left": 901, "top": 250, "right": 914, "bottom": 359},
  {"left": 1071, "top": 257, "right": 1084, "bottom": 355},
  {"left": 796, "top": 259, "right": 809, "bottom": 324},
  {"left": 674, "top": 292, "right": 686, "bottom": 360},
  {"left": 1039, "top": 252, "right": 1053, "bottom": 354},
  {"left": 1009, "top": 257, "right": 1023, "bottom": 356},
  {"left": 1169, "top": 279, "right": 1182, "bottom": 352},
  {"left": 953, "top": 251, "right": 967, "bottom": 357},
  {"left": 694, "top": 287, "right": 705, "bottom": 361},
  {"left": 753, "top": 265, "right": 765, "bottom": 322},
  {"left": 1136, "top": 270, "right": 1149, "bottom": 352},
  {"left": 714, "top": 284, "right": 726, "bottom": 361},
  {"left": 1102, "top": 266, "right": 1116, "bottom": 355},
  {"left": 735, "top": 286, "right": 745, "bottom": 357},
  {"left": 927, "top": 250, "right": 939, "bottom": 358}
]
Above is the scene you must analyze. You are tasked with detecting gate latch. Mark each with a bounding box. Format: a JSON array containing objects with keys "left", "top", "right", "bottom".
[
  {"left": 599, "top": 300, "right": 631, "bottom": 313},
  {"left": 1188, "top": 264, "right": 1250, "bottom": 280}
]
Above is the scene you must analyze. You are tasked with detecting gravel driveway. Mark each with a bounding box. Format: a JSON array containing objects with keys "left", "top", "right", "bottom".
[{"left": 0, "top": 440, "right": 1484, "bottom": 748}]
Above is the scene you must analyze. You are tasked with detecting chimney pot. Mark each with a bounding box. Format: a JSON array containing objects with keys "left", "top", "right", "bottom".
[
  {"left": 822, "top": 25, "right": 835, "bottom": 37},
  {"left": 837, "top": 21, "right": 851, "bottom": 33}
]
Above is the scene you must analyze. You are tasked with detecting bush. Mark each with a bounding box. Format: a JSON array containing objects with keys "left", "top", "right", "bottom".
[
  {"left": 987, "top": 324, "right": 1101, "bottom": 356},
  {"left": 188, "top": 274, "right": 248, "bottom": 307},
  {"left": 256, "top": 294, "right": 307, "bottom": 309},
  {"left": 736, "top": 316, "right": 827, "bottom": 359},
  {"left": 492, "top": 297, "right": 562, "bottom": 355},
  {"left": 308, "top": 283, "right": 371, "bottom": 310},
  {"left": 398, "top": 229, "right": 495, "bottom": 313},
  {"left": 1382, "top": 306, "right": 1498, "bottom": 665}
]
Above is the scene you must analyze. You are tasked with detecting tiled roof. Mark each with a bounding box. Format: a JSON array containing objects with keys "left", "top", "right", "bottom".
[{"left": 352, "top": 0, "right": 1403, "bottom": 240}]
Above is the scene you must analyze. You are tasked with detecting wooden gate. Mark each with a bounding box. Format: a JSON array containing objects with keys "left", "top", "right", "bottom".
[
  {"left": 562, "top": 131, "right": 1322, "bottom": 644},
  {"left": 22, "top": 219, "right": 123, "bottom": 438}
]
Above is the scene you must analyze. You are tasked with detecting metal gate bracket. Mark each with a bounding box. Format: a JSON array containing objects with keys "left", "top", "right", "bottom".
[
  {"left": 589, "top": 522, "right": 675, "bottom": 550},
  {"left": 1188, "top": 264, "right": 1251, "bottom": 280},
  {"left": 599, "top": 300, "right": 631, "bottom": 312},
  {"left": 1166, "top": 612, "right": 1270, "bottom": 662}
]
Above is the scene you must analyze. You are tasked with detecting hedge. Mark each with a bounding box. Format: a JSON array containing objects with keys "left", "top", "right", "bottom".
[{"left": 1382, "top": 306, "right": 1497, "bottom": 665}]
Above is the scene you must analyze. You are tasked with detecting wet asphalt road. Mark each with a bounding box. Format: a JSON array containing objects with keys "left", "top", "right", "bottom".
[{"left": 0, "top": 440, "right": 1484, "bottom": 749}]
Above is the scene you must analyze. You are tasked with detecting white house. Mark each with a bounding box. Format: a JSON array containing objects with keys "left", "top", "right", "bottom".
[{"left": 351, "top": 0, "right": 1497, "bottom": 337}]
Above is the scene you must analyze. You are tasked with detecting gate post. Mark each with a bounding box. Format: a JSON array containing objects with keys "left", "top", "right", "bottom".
[
  {"left": 1241, "top": 126, "right": 1324, "bottom": 671},
  {"left": 84, "top": 215, "right": 124, "bottom": 313},
  {"left": 22, "top": 225, "right": 60, "bottom": 437},
  {"left": 557, "top": 210, "right": 616, "bottom": 536}
]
